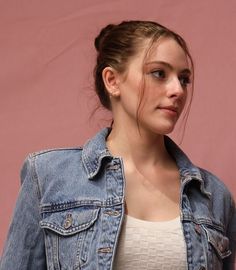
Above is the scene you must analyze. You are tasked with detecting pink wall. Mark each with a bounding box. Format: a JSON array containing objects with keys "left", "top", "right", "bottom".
[{"left": 1, "top": 0, "right": 235, "bottom": 259}]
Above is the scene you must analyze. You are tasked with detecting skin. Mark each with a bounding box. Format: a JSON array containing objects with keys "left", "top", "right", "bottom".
[{"left": 102, "top": 37, "right": 191, "bottom": 221}]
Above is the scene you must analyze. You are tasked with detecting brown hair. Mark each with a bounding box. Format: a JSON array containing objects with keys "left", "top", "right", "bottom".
[{"left": 93, "top": 20, "right": 194, "bottom": 129}]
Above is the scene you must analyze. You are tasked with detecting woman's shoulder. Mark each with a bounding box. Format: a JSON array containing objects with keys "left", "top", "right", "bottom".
[
  {"left": 197, "top": 167, "right": 235, "bottom": 210},
  {"left": 20, "top": 145, "right": 95, "bottom": 203},
  {"left": 21, "top": 146, "right": 85, "bottom": 185},
  {"left": 198, "top": 167, "right": 232, "bottom": 195},
  {"left": 25, "top": 146, "right": 84, "bottom": 165}
]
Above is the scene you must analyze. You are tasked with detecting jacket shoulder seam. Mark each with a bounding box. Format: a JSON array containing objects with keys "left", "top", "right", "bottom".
[{"left": 30, "top": 147, "right": 83, "bottom": 157}]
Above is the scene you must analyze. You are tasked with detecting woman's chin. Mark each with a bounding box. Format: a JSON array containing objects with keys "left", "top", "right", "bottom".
[{"left": 149, "top": 122, "right": 176, "bottom": 135}]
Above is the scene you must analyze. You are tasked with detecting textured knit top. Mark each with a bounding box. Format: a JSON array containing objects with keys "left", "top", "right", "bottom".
[{"left": 113, "top": 214, "right": 187, "bottom": 270}]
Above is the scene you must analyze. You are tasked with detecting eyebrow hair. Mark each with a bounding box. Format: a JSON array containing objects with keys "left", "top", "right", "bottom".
[{"left": 145, "top": 61, "right": 192, "bottom": 75}]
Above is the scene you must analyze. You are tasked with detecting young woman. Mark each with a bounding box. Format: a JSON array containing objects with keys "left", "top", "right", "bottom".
[{"left": 0, "top": 20, "right": 235, "bottom": 270}]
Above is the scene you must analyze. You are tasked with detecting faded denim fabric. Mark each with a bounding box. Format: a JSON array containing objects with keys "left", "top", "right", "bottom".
[{"left": 0, "top": 127, "right": 235, "bottom": 270}]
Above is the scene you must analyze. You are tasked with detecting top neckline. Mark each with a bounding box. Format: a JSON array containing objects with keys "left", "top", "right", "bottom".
[{"left": 125, "top": 214, "right": 180, "bottom": 226}]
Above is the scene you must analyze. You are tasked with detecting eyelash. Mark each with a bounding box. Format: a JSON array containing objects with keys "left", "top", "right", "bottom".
[
  {"left": 150, "top": 70, "right": 191, "bottom": 87},
  {"left": 151, "top": 70, "right": 166, "bottom": 79},
  {"left": 179, "top": 76, "right": 191, "bottom": 87}
]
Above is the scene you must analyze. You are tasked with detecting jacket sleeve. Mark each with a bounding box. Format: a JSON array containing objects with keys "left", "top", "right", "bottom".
[
  {"left": 224, "top": 195, "right": 236, "bottom": 270},
  {"left": 0, "top": 155, "right": 47, "bottom": 270}
]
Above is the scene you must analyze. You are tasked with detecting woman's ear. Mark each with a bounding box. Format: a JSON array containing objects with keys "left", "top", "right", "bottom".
[{"left": 102, "top": 67, "right": 121, "bottom": 97}]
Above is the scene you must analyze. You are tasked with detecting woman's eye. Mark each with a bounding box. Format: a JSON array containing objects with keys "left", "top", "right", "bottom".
[
  {"left": 179, "top": 76, "right": 191, "bottom": 87},
  {"left": 151, "top": 70, "right": 166, "bottom": 79}
]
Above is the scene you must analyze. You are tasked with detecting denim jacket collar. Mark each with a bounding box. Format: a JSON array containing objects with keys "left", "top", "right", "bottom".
[
  {"left": 82, "top": 127, "right": 209, "bottom": 196},
  {"left": 82, "top": 128, "right": 112, "bottom": 179}
]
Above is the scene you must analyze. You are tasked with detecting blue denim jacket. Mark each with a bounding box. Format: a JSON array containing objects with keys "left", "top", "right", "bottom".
[{"left": 1, "top": 127, "right": 235, "bottom": 270}]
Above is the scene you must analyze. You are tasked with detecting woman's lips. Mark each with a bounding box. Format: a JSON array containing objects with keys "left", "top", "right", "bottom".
[{"left": 158, "top": 106, "right": 178, "bottom": 117}]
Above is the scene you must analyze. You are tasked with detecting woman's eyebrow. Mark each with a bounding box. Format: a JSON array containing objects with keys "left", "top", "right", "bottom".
[{"left": 145, "top": 60, "right": 191, "bottom": 75}]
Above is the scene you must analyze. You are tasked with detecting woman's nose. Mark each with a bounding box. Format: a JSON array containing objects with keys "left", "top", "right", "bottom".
[{"left": 166, "top": 77, "right": 185, "bottom": 99}]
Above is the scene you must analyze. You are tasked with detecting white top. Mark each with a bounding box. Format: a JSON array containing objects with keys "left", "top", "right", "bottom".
[{"left": 113, "top": 215, "right": 187, "bottom": 270}]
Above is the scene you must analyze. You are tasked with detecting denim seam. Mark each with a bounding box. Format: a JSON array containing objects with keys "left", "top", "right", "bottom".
[
  {"left": 30, "top": 147, "right": 83, "bottom": 157},
  {"left": 31, "top": 154, "right": 43, "bottom": 200},
  {"left": 40, "top": 198, "right": 123, "bottom": 213}
]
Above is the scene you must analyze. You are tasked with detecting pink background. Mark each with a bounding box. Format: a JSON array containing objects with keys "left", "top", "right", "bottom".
[{"left": 0, "top": 0, "right": 235, "bottom": 261}]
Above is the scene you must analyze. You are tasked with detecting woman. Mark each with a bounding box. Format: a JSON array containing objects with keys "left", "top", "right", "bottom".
[{"left": 0, "top": 20, "right": 235, "bottom": 270}]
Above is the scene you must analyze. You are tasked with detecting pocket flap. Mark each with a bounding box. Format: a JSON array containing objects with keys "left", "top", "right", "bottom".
[
  {"left": 40, "top": 207, "right": 99, "bottom": 236},
  {"left": 204, "top": 227, "right": 231, "bottom": 259}
]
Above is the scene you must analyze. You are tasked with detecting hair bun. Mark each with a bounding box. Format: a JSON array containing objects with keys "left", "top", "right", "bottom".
[{"left": 94, "top": 24, "right": 116, "bottom": 51}]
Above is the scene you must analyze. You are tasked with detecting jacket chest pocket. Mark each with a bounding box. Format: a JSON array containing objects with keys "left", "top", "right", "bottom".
[
  {"left": 203, "top": 225, "right": 231, "bottom": 269},
  {"left": 40, "top": 207, "right": 100, "bottom": 270}
]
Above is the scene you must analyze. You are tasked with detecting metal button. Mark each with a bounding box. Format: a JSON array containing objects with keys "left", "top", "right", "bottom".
[
  {"left": 199, "top": 266, "right": 206, "bottom": 270},
  {"left": 107, "top": 164, "right": 120, "bottom": 170},
  {"left": 218, "top": 237, "right": 229, "bottom": 252},
  {"left": 195, "top": 224, "right": 201, "bottom": 235},
  {"left": 64, "top": 213, "right": 73, "bottom": 229},
  {"left": 218, "top": 243, "right": 224, "bottom": 252},
  {"left": 104, "top": 210, "right": 120, "bottom": 216},
  {"left": 98, "top": 247, "right": 112, "bottom": 253}
]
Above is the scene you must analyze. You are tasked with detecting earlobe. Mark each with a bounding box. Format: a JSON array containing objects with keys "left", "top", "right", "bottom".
[{"left": 102, "top": 67, "right": 121, "bottom": 97}]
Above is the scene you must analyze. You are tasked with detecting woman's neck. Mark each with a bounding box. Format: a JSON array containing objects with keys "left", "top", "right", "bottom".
[{"left": 106, "top": 123, "right": 170, "bottom": 168}]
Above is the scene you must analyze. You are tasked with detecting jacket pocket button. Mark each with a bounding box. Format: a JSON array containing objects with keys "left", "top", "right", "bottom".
[
  {"left": 218, "top": 237, "right": 229, "bottom": 252},
  {"left": 104, "top": 210, "right": 120, "bottom": 216},
  {"left": 98, "top": 247, "right": 112, "bottom": 253},
  {"left": 64, "top": 213, "right": 73, "bottom": 229},
  {"left": 195, "top": 224, "right": 201, "bottom": 235}
]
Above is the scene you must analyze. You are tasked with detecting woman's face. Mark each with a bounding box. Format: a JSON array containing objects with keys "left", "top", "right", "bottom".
[{"left": 116, "top": 37, "right": 191, "bottom": 135}]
